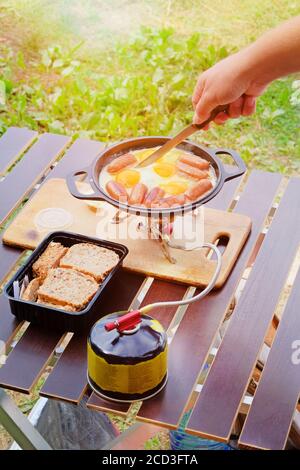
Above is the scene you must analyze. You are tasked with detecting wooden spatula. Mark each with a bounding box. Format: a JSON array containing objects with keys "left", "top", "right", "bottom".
[{"left": 137, "top": 104, "right": 228, "bottom": 168}]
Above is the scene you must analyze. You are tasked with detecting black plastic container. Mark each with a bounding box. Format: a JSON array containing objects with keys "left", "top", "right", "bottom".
[{"left": 4, "top": 231, "right": 129, "bottom": 332}]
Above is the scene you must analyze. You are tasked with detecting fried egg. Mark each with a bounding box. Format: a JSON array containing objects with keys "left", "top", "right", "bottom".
[
  {"left": 115, "top": 169, "right": 140, "bottom": 188},
  {"left": 159, "top": 181, "right": 188, "bottom": 195}
]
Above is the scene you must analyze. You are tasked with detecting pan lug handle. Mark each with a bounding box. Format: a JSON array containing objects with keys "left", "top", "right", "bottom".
[
  {"left": 213, "top": 148, "right": 247, "bottom": 182},
  {"left": 66, "top": 167, "right": 103, "bottom": 201}
]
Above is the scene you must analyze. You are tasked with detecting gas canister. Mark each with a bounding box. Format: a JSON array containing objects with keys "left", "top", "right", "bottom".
[{"left": 87, "top": 310, "right": 168, "bottom": 402}]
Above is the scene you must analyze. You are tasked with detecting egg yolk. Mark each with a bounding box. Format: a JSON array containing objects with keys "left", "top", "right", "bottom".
[
  {"left": 160, "top": 181, "right": 188, "bottom": 195},
  {"left": 153, "top": 162, "right": 176, "bottom": 178},
  {"left": 115, "top": 169, "right": 140, "bottom": 188}
]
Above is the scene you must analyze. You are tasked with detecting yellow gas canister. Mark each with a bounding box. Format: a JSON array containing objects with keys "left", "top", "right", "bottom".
[{"left": 87, "top": 310, "right": 168, "bottom": 402}]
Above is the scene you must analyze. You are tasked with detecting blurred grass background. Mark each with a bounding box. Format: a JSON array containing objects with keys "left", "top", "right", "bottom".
[{"left": 0, "top": 0, "right": 299, "bottom": 174}]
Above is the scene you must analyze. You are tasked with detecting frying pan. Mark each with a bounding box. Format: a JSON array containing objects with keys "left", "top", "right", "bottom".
[{"left": 67, "top": 136, "right": 246, "bottom": 217}]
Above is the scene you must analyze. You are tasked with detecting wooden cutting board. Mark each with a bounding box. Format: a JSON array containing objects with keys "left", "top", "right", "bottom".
[{"left": 3, "top": 178, "right": 251, "bottom": 288}]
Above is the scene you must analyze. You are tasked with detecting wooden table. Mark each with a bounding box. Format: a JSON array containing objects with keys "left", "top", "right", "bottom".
[{"left": 0, "top": 127, "right": 299, "bottom": 450}]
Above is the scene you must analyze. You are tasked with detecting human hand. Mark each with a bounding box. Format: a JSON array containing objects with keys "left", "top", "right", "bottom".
[{"left": 192, "top": 51, "right": 268, "bottom": 126}]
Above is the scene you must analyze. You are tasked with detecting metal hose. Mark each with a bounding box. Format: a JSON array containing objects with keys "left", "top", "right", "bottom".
[{"left": 139, "top": 242, "right": 222, "bottom": 314}]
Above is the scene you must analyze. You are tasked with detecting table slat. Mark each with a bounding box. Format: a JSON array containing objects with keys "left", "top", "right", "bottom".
[
  {"left": 239, "top": 266, "right": 300, "bottom": 450},
  {"left": 0, "top": 295, "right": 22, "bottom": 347},
  {"left": 0, "top": 245, "right": 24, "bottom": 284},
  {"left": 138, "top": 170, "right": 282, "bottom": 427},
  {"left": 187, "top": 177, "right": 300, "bottom": 441},
  {"left": 0, "top": 325, "right": 62, "bottom": 393},
  {"left": 87, "top": 394, "right": 130, "bottom": 416},
  {"left": 0, "top": 127, "right": 37, "bottom": 175},
  {"left": 0, "top": 133, "right": 70, "bottom": 224},
  {"left": 41, "top": 270, "right": 145, "bottom": 403},
  {"left": 140, "top": 280, "right": 188, "bottom": 330}
]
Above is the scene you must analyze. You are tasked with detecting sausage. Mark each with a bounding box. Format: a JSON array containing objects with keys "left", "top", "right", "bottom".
[
  {"left": 178, "top": 153, "right": 210, "bottom": 170},
  {"left": 106, "top": 181, "right": 128, "bottom": 201},
  {"left": 107, "top": 153, "right": 137, "bottom": 174},
  {"left": 160, "top": 194, "right": 186, "bottom": 207},
  {"left": 129, "top": 183, "right": 148, "bottom": 205},
  {"left": 176, "top": 161, "right": 208, "bottom": 180},
  {"left": 185, "top": 179, "right": 213, "bottom": 201},
  {"left": 144, "top": 187, "right": 165, "bottom": 207}
]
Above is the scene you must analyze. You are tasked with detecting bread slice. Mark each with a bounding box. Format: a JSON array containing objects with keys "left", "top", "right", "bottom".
[
  {"left": 59, "top": 243, "right": 119, "bottom": 282},
  {"left": 32, "top": 242, "right": 68, "bottom": 280},
  {"left": 21, "top": 278, "right": 41, "bottom": 302},
  {"left": 37, "top": 299, "right": 77, "bottom": 312},
  {"left": 37, "top": 268, "right": 99, "bottom": 310}
]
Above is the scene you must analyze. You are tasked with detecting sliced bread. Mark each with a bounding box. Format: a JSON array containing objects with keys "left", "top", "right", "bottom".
[
  {"left": 59, "top": 243, "right": 119, "bottom": 282},
  {"left": 32, "top": 242, "right": 68, "bottom": 280},
  {"left": 37, "top": 267, "right": 99, "bottom": 310},
  {"left": 21, "top": 278, "right": 41, "bottom": 302},
  {"left": 37, "top": 299, "right": 77, "bottom": 312}
]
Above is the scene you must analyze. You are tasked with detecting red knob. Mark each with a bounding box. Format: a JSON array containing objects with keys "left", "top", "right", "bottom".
[{"left": 105, "top": 310, "right": 141, "bottom": 332}]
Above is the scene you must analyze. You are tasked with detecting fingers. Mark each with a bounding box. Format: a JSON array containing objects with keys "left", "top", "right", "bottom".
[
  {"left": 228, "top": 96, "right": 244, "bottom": 118},
  {"left": 214, "top": 112, "right": 229, "bottom": 125},
  {"left": 193, "top": 92, "right": 218, "bottom": 124},
  {"left": 213, "top": 95, "right": 256, "bottom": 124},
  {"left": 242, "top": 95, "right": 256, "bottom": 116}
]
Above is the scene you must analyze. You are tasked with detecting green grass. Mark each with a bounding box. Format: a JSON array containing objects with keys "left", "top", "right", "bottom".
[{"left": 1, "top": 20, "right": 299, "bottom": 174}]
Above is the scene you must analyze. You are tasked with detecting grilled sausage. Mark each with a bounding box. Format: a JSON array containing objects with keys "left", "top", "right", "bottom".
[
  {"left": 107, "top": 153, "right": 137, "bottom": 174},
  {"left": 178, "top": 153, "right": 210, "bottom": 170},
  {"left": 185, "top": 179, "right": 213, "bottom": 201},
  {"left": 106, "top": 181, "right": 128, "bottom": 201},
  {"left": 144, "top": 187, "right": 165, "bottom": 207},
  {"left": 176, "top": 161, "right": 208, "bottom": 180},
  {"left": 129, "top": 183, "right": 148, "bottom": 205},
  {"left": 160, "top": 194, "right": 186, "bottom": 207}
]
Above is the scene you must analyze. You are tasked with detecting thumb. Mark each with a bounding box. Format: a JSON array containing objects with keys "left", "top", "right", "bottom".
[{"left": 193, "top": 93, "right": 218, "bottom": 124}]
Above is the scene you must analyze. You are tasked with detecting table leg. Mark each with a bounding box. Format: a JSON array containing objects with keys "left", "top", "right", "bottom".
[{"left": 0, "top": 388, "right": 51, "bottom": 450}]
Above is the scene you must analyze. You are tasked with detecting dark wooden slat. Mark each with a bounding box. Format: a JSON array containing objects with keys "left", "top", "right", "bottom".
[
  {"left": 0, "top": 295, "right": 22, "bottom": 347},
  {"left": 138, "top": 170, "right": 282, "bottom": 427},
  {"left": 41, "top": 270, "right": 145, "bottom": 403},
  {"left": 140, "top": 280, "right": 187, "bottom": 330},
  {"left": 0, "top": 133, "right": 70, "bottom": 224},
  {"left": 87, "top": 393, "right": 130, "bottom": 416},
  {"left": 239, "top": 266, "right": 300, "bottom": 450},
  {"left": 0, "top": 244, "right": 24, "bottom": 284},
  {"left": 0, "top": 127, "right": 37, "bottom": 175},
  {"left": 49, "top": 137, "right": 103, "bottom": 179},
  {"left": 0, "top": 325, "right": 62, "bottom": 393},
  {"left": 187, "top": 177, "right": 300, "bottom": 441}
]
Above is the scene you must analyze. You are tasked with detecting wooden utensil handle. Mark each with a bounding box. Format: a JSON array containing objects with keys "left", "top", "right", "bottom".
[{"left": 192, "top": 104, "right": 229, "bottom": 130}]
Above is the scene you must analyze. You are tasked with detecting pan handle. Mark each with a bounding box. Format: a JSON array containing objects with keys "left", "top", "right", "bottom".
[
  {"left": 213, "top": 148, "right": 247, "bottom": 182},
  {"left": 66, "top": 167, "right": 104, "bottom": 201}
]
